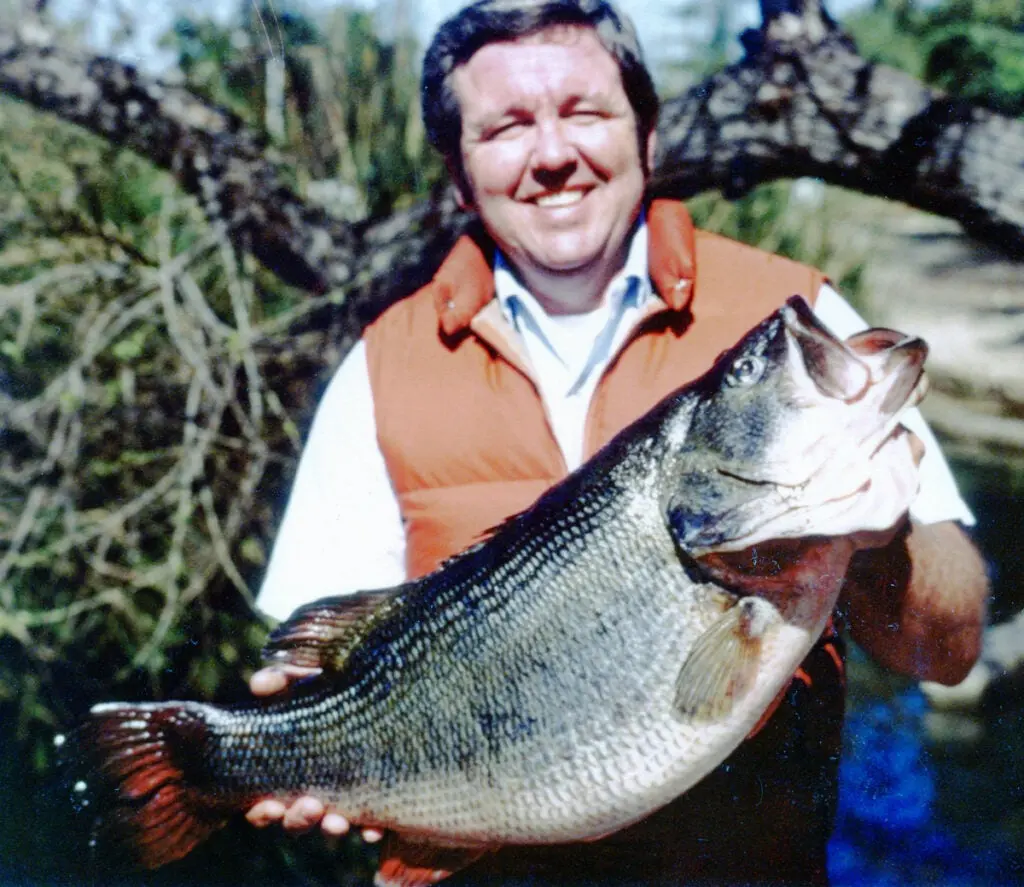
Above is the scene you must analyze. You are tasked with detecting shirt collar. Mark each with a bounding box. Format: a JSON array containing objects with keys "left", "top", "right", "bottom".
[
  {"left": 495, "top": 213, "right": 652, "bottom": 327},
  {"left": 433, "top": 200, "right": 697, "bottom": 337}
]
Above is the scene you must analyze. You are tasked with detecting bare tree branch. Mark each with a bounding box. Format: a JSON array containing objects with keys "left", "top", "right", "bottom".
[
  {"left": 653, "top": 0, "right": 1024, "bottom": 255},
  {"left": 0, "top": 24, "right": 474, "bottom": 342},
  {"left": 1, "top": 0, "right": 1022, "bottom": 344},
  {"left": 0, "top": 26, "right": 357, "bottom": 292}
]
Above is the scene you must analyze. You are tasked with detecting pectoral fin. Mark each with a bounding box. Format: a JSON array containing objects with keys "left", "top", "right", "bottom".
[
  {"left": 261, "top": 588, "right": 400, "bottom": 672},
  {"left": 674, "top": 597, "right": 781, "bottom": 722},
  {"left": 375, "top": 834, "right": 488, "bottom": 887}
]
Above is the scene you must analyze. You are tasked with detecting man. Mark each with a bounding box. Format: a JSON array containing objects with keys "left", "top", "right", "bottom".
[{"left": 246, "top": 1, "right": 988, "bottom": 882}]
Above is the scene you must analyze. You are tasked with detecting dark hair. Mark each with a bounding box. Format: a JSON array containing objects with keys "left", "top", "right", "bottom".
[{"left": 421, "top": 0, "right": 659, "bottom": 179}]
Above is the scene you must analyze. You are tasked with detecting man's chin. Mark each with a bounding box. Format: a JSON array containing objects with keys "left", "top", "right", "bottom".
[{"left": 519, "top": 244, "right": 608, "bottom": 277}]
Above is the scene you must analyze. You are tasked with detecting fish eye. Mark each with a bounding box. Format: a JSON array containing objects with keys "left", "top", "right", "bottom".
[{"left": 726, "top": 355, "right": 765, "bottom": 387}]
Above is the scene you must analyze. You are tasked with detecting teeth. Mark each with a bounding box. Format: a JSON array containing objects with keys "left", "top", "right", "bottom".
[{"left": 535, "top": 191, "right": 584, "bottom": 208}]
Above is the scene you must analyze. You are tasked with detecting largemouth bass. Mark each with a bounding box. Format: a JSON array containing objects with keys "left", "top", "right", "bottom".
[{"left": 68, "top": 296, "right": 927, "bottom": 886}]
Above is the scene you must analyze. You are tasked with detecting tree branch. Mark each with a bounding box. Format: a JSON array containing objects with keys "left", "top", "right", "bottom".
[
  {"left": 0, "top": 25, "right": 463, "bottom": 299},
  {"left": 1, "top": 1, "right": 1022, "bottom": 345},
  {"left": 653, "top": 3, "right": 1024, "bottom": 255}
]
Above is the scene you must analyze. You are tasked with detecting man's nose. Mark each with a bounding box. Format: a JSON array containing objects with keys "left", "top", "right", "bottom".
[{"left": 531, "top": 119, "right": 576, "bottom": 187}]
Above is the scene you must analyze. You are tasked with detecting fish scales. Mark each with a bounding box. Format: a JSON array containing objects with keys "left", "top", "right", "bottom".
[
  {"left": 69, "top": 298, "right": 929, "bottom": 884},
  {"left": 208, "top": 466, "right": 698, "bottom": 839}
]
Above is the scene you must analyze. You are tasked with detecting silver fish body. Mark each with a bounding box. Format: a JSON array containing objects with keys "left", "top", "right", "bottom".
[{"left": 72, "top": 297, "right": 927, "bottom": 883}]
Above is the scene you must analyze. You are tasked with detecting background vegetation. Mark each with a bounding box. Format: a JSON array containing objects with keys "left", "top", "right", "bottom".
[{"left": 0, "top": 0, "right": 1021, "bottom": 881}]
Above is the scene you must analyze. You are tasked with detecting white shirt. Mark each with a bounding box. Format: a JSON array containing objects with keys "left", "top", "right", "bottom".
[
  {"left": 257, "top": 228, "right": 974, "bottom": 621},
  {"left": 493, "top": 218, "right": 652, "bottom": 470}
]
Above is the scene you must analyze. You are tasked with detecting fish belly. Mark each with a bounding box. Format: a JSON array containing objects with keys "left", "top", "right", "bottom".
[{"left": 303, "top": 595, "right": 822, "bottom": 847}]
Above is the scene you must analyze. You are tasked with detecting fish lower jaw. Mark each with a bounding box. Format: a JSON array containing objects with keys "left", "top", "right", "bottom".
[
  {"left": 688, "top": 482, "right": 873, "bottom": 554},
  {"left": 744, "top": 432, "right": 918, "bottom": 546},
  {"left": 720, "top": 485, "right": 903, "bottom": 551}
]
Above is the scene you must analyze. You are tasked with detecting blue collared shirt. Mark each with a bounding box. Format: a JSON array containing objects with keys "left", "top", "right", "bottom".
[{"left": 494, "top": 217, "right": 653, "bottom": 469}]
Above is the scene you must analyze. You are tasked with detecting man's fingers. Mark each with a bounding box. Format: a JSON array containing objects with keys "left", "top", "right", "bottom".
[
  {"left": 249, "top": 664, "right": 322, "bottom": 697},
  {"left": 282, "top": 796, "right": 326, "bottom": 833},
  {"left": 906, "top": 428, "right": 926, "bottom": 465},
  {"left": 249, "top": 667, "right": 288, "bottom": 696},
  {"left": 247, "top": 797, "right": 381, "bottom": 843},
  {"left": 311, "top": 809, "right": 382, "bottom": 842},
  {"left": 246, "top": 799, "right": 287, "bottom": 828},
  {"left": 321, "top": 811, "right": 351, "bottom": 837}
]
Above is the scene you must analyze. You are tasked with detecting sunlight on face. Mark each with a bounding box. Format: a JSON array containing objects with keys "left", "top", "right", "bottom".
[{"left": 452, "top": 27, "right": 655, "bottom": 308}]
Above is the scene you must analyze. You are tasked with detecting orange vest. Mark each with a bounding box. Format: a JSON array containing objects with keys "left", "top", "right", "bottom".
[
  {"left": 363, "top": 199, "right": 840, "bottom": 885},
  {"left": 365, "top": 199, "right": 826, "bottom": 578}
]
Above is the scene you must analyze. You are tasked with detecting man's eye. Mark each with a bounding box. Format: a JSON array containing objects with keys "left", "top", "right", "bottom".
[
  {"left": 725, "top": 355, "right": 766, "bottom": 387},
  {"left": 487, "top": 120, "right": 528, "bottom": 139}
]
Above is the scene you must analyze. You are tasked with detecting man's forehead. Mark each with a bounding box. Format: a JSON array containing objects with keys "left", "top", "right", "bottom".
[
  {"left": 460, "top": 23, "right": 613, "bottom": 73},
  {"left": 454, "top": 26, "right": 620, "bottom": 104}
]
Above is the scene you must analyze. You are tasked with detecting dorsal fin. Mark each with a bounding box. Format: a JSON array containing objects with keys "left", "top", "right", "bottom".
[
  {"left": 434, "top": 510, "right": 527, "bottom": 572},
  {"left": 261, "top": 589, "right": 399, "bottom": 672},
  {"left": 374, "top": 834, "right": 488, "bottom": 887}
]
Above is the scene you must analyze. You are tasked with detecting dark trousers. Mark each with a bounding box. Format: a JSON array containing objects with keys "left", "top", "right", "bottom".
[{"left": 448, "top": 636, "right": 846, "bottom": 886}]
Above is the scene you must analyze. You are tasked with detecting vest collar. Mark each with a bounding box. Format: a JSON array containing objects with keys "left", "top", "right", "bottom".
[
  {"left": 647, "top": 198, "right": 697, "bottom": 311},
  {"left": 433, "top": 226, "right": 496, "bottom": 337},
  {"left": 433, "top": 198, "right": 697, "bottom": 336}
]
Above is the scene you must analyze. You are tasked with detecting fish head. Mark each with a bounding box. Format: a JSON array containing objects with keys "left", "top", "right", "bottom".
[{"left": 664, "top": 295, "right": 927, "bottom": 556}]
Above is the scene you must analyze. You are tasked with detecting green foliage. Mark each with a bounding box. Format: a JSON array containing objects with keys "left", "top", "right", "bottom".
[
  {"left": 0, "top": 2, "right": 449, "bottom": 784},
  {"left": 925, "top": 22, "right": 1024, "bottom": 114},
  {"left": 846, "top": 0, "right": 1024, "bottom": 116},
  {"left": 687, "top": 181, "right": 868, "bottom": 310},
  {"left": 170, "top": 17, "right": 265, "bottom": 126},
  {"left": 0, "top": 75, "right": 293, "bottom": 764},
  {"left": 844, "top": 3, "right": 929, "bottom": 78},
  {"left": 163, "top": 1, "right": 443, "bottom": 218}
]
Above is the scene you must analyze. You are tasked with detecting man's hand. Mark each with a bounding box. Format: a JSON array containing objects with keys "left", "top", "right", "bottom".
[
  {"left": 842, "top": 520, "right": 988, "bottom": 685},
  {"left": 244, "top": 665, "right": 384, "bottom": 843},
  {"left": 837, "top": 426, "right": 988, "bottom": 685}
]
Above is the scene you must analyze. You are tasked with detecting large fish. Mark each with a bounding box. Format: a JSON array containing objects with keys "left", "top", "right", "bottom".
[{"left": 68, "top": 296, "right": 927, "bottom": 886}]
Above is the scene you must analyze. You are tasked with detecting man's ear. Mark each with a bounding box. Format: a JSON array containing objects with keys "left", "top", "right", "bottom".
[
  {"left": 644, "top": 129, "right": 658, "bottom": 177},
  {"left": 446, "top": 158, "right": 474, "bottom": 209}
]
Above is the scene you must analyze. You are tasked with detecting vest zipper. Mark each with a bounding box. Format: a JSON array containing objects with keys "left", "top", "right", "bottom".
[{"left": 581, "top": 294, "right": 675, "bottom": 460}]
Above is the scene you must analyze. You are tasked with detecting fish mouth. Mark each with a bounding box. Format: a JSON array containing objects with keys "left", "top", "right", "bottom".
[
  {"left": 785, "top": 302, "right": 929, "bottom": 487},
  {"left": 704, "top": 427, "right": 923, "bottom": 556},
  {"left": 690, "top": 299, "right": 928, "bottom": 555},
  {"left": 714, "top": 370, "right": 927, "bottom": 495},
  {"left": 716, "top": 301, "right": 928, "bottom": 493},
  {"left": 785, "top": 297, "right": 928, "bottom": 413}
]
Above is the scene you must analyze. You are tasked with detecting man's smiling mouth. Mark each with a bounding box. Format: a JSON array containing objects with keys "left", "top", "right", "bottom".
[{"left": 533, "top": 190, "right": 587, "bottom": 208}]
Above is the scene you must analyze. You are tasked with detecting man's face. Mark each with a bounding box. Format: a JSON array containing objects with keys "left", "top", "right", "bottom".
[{"left": 452, "top": 27, "right": 655, "bottom": 292}]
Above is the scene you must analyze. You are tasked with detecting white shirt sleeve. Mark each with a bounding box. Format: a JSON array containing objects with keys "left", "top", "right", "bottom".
[
  {"left": 256, "top": 339, "right": 408, "bottom": 622},
  {"left": 813, "top": 284, "right": 975, "bottom": 527}
]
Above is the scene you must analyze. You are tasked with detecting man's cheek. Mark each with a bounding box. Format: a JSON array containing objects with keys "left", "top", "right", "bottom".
[
  {"left": 574, "top": 122, "right": 640, "bottom": 163},
  {"left": 468, "top": 146, "right": 529, "bottom": 192}
]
